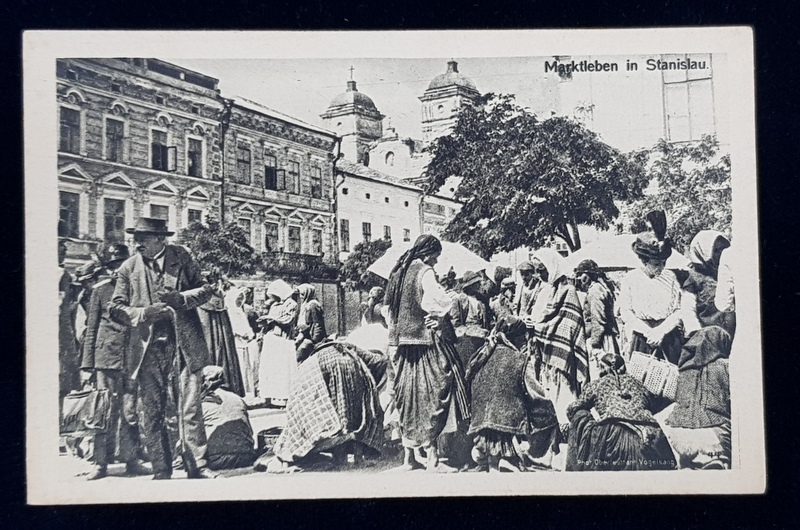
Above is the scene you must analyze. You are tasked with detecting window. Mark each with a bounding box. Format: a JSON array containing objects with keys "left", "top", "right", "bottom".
[
  {"left": 103, "top": 198, "right": 126, "bottom": 242},
  {"left": 342, "top": 188, "right": 349, "bottom": 195},
  {"left": 662, "top": 54, "right": 714, "bottom": 142},
  {"left": 424, "top": 202, "right": 446, "bottom": 215},
  {"left": 385, "top": 151, "right": 395, "bottom": 166},
  {"left": 365, "top": 193, "right": 371, "bottom": 200},
  {"left": 288, "top": 161, "right": 300, "bottom": 194},
  {"left": 188, "top": 209, "right": 203, "bottom": 225},
  {"left": 311, "top": 167, "right": 323, "bottom": 199},
  {"left": 404, "top": 201, "right": 409, "bottom": 207},
  {"left": 235, "top": 144, "right": 251, "bottom": 184},
  {"left": 340, "top": 219, "right": 350, "bottom": 252},
  {"left": 59, "top": 107, "right": 81, "bottom": 154},
  {"left": 237, "top": 218, "right": 252, "bottom": 245},
  {"left": 264, "top": 222, "right": 279, "bottom": 252},
  {"left": 105, "top": 118, "right": 125, "bottom": 162},
  {"left": 383, "top": 225, "right": 392, "bottom": 241},
  {"left": 264, "top": 155, "right": 278, "bottom": 190},
  {"left": 403, "top": 228, "right": 411, "bottom": 242},
  {"left": 187, "top": 138, "right": 203, "bottom": 177},
  {"left": 385, "top": 197, "right": 390, "bottom": 203},
  {"left": 362, "top": 222, "right": 372, "bottom": 242},
  {"left": 58, "top": 191, "right": 80, "bottom": 238},
  {"left": 150, "top": 204, "right": 169, "bottom": 221},
  {"left": 151, "top": 130, "right": 176, "bottom": 171},
  {"left": 288, "top": 226, "right": 301, "bottom": 253},
  {"left": 311, "top": 228, "right": 323, "bottom": 255}
]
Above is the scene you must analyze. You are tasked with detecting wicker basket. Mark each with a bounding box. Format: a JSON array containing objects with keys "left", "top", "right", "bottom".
[{"left": 628, "top": 351, "right": 678, "bottom": 402}]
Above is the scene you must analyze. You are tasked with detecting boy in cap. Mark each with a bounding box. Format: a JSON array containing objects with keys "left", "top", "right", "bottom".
[{"left": 81, "top": 244, "right": 150, "bottom": 480}]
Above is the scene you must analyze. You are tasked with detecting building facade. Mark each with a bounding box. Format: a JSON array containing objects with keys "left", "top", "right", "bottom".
[
  {"left": 222, "top": 97, "right": 339, "bottom": 282},
  {"left": 57, "top": 58, "right": 224, "bottom": 265},
  {"left": 335, "top": 160, "right": 422, "bottom": 262}
]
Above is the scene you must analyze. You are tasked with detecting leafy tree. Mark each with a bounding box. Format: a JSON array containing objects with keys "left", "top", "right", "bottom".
[
  {"left": 339, "top": 238, "right": 392, "bottom": 291},
  {"left": 177, "top": 216, "right": 260, "bottom": 277},
  {"left": 425, "top": 93, "right": 648, "bottom": 257},
  {"left": 623, "top": 135, "right": 731, "bottom": 253}
]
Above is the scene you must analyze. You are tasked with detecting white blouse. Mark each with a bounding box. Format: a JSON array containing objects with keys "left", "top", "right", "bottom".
[
  {"left": 618, "top": 267, "right": 681, "bottom": 323},
  {"left": 419, "top": 268, "right": 453, "bottom": 317}
]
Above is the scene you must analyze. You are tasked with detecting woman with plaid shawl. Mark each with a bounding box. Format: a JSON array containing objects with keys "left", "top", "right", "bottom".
[{"left": 523, "top": 248, "right": 590, "bottom": 425}]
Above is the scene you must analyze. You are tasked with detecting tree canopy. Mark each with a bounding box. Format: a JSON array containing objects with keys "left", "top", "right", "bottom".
[
  {"left": 339, "top": 238, "right": 392, "bottom": 292},
  {"left": 424, "top": 94, "right": 648, "bottom": 257},
  {"left": 623, "top": 135, "right": 731, "bottom": 253},
  {"left": 177, "top": 216, "right": 260, "bottom": 277}
]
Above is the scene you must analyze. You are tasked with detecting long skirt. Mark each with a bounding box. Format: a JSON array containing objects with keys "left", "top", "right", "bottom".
[
  {"left": 198, "top": 309, "right": 245, "bottom": 397},
  {"left": 258, "top": 330, "right": 297, "bottom": 402},
  {"left": 565, "top": 410, "right": 676, "bottom": 471},
  {"left": 394, "top": 333, "right": 470, "bottom": 449},
  {"left": 235, "top": 336, "right": 261, "bottom": 398}
]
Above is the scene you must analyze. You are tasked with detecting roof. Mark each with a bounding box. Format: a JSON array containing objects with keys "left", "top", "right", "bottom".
[
  {"left": 234, "top": 96, "right": 337, "bottom": 138},
  {"left": 427, "top": 60, "right": 478, "bottom": 92},
  {"left": 337, "top": 159, "right": 422, "bottom": 191},
  {"left": 326, "top": 80, "right": 381, "bottom": 115}
]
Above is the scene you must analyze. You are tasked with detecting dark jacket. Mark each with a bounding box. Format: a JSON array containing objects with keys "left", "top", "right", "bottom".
[
  {"left": 110, "top": 246, "right": 213, "bottom": 376},
  {"left": 81, "top": 275, "right": 131, "bottom": 373}
]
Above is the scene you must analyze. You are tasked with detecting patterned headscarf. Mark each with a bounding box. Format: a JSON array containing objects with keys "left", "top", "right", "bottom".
[{"left": 385, "top": 234, "right": 442, "bottom": 320}]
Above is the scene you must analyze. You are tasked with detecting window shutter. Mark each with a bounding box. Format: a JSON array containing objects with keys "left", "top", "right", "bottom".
[
  {"left": 167, "top": 146, "right": 178, "bottom": 172},
  {"left": 277, "top": 169, "right": 286, "bottom": 191}
]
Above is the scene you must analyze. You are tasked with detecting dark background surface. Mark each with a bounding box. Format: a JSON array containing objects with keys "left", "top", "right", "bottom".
[{"left": 2, "top": 0, "right": 798, "bottom": 527}]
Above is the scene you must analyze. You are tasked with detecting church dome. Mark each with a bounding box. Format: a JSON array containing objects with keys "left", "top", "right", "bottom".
[
  {"left": 427, "top": 60, "right": 478, "bottom": 91},
  {"left": 327, "top": 80, "right": 380, "bottom": 113}
]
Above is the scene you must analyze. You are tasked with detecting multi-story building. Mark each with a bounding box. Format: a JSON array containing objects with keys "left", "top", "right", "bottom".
[
  {"left": 57, "top": 58, "right": 224, "bottom": 266},
  {"left": 335, "top": 159, "right": 422, "bottom": 262},
  {"left": 222, "top": 97, "right": 339, "bottom": 280}
]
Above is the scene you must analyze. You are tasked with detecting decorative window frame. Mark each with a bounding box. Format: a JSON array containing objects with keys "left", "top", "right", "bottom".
[
  {"left": 146, "top": 178, "right": 179, "bottom": 238},
  {"left": 236, "top": 216, "right": 254, "bottom": 246},
  {"left": 102, "top": 108, "right": 130, "bottom": 164},
  {"left": 58, "top": 98, "right": 87, "bottom": 156},
  {"left": 263, "top": 216, "right": 282, "bottom": 253},
  {"left": 183, "top": 185, "right": 211, "bottom": 227},
  {"left": 233, "top": 135, "right": 254, "bottom": 185},
  {"left": 185, "top": 129, "right": 207, "bottom": 179},
  {"left": 148, "top": 123, "right": 174, "bottom": 171},
  {"left": 99, "top": 172, "right": 137, "bottom": 242},
  {"left": 57, "top": 164, "right": 91, "bottom": 237}
]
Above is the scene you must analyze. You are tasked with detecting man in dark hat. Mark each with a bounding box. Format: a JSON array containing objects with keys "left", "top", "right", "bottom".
[
  {"left": 109, "top": 218, "right": 217, "bottom": 480},
  {"left": 80, "top": 244, "right": 150, "bottom": 480}
]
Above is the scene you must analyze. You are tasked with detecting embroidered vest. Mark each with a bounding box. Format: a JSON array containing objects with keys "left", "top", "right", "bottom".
[{"left": 389, "top": 259, "right": 433, "bottom": 347}]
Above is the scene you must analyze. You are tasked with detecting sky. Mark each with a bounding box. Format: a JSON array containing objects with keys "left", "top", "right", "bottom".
[{"left": 170, "top": 57, "right": 562, "bottom": 140}]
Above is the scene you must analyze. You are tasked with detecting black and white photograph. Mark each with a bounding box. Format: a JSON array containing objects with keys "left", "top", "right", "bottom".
[{"left": 24, "top": 29, "right": 763, "bottom": 503}]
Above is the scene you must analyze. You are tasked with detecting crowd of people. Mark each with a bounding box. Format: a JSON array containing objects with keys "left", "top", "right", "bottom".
[{"left": 58, "top": 209, "right": 736, "bottom": 479}]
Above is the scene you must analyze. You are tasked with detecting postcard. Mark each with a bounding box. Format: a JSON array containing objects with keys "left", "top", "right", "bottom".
[{"left": 24, "top": 28, "right": 763, "bottom": 504}]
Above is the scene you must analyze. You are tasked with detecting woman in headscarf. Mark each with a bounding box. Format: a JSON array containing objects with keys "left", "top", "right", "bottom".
[
  {"left": 681, "top": 230, "right": 735, "bottom": 339},
  {"left": 257, "top": 279, "right": 298, "bottom": 407},
  {"left": 385, "top": 234, "right": 470, "bottom": 472},
  {"left": 295, "top": 284, "right": 328, "bottom": 363},
  {"left": 361, "top": 286, "right": 387, "bottom": 328},
  {"left": 197, "top": 271, "right": 246, "bottom": 397},
  {"left": 200, "top": 366, "right": 256, "bottom": 470},
  {"left": 565, "top": 353, "right": 676, "bottom": 471},
  {"left": 466, "top": 317, "right": 560, "bottom": 472},
  {"left": 574, "top": 259, "right": 620, "bottom": 380},
  {"left": 266, "top": 338, "right": 387, "bottom": 473},
  {"left": 663, "top": 326, "right": 732, "bottom": 469},
  {"left": 226, "top": 286, "right": 261, "bottom": 399},
  {"left": 617, "top": 211, "right": 684, "bottom": 365},
  {"left": 523, "top": 248, "right": 590, "bottom": 425}
]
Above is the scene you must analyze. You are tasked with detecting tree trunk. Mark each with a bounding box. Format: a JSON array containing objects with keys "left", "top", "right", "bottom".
[{"left": 568, "top": 219, "right": 582, "bottom": 251}]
